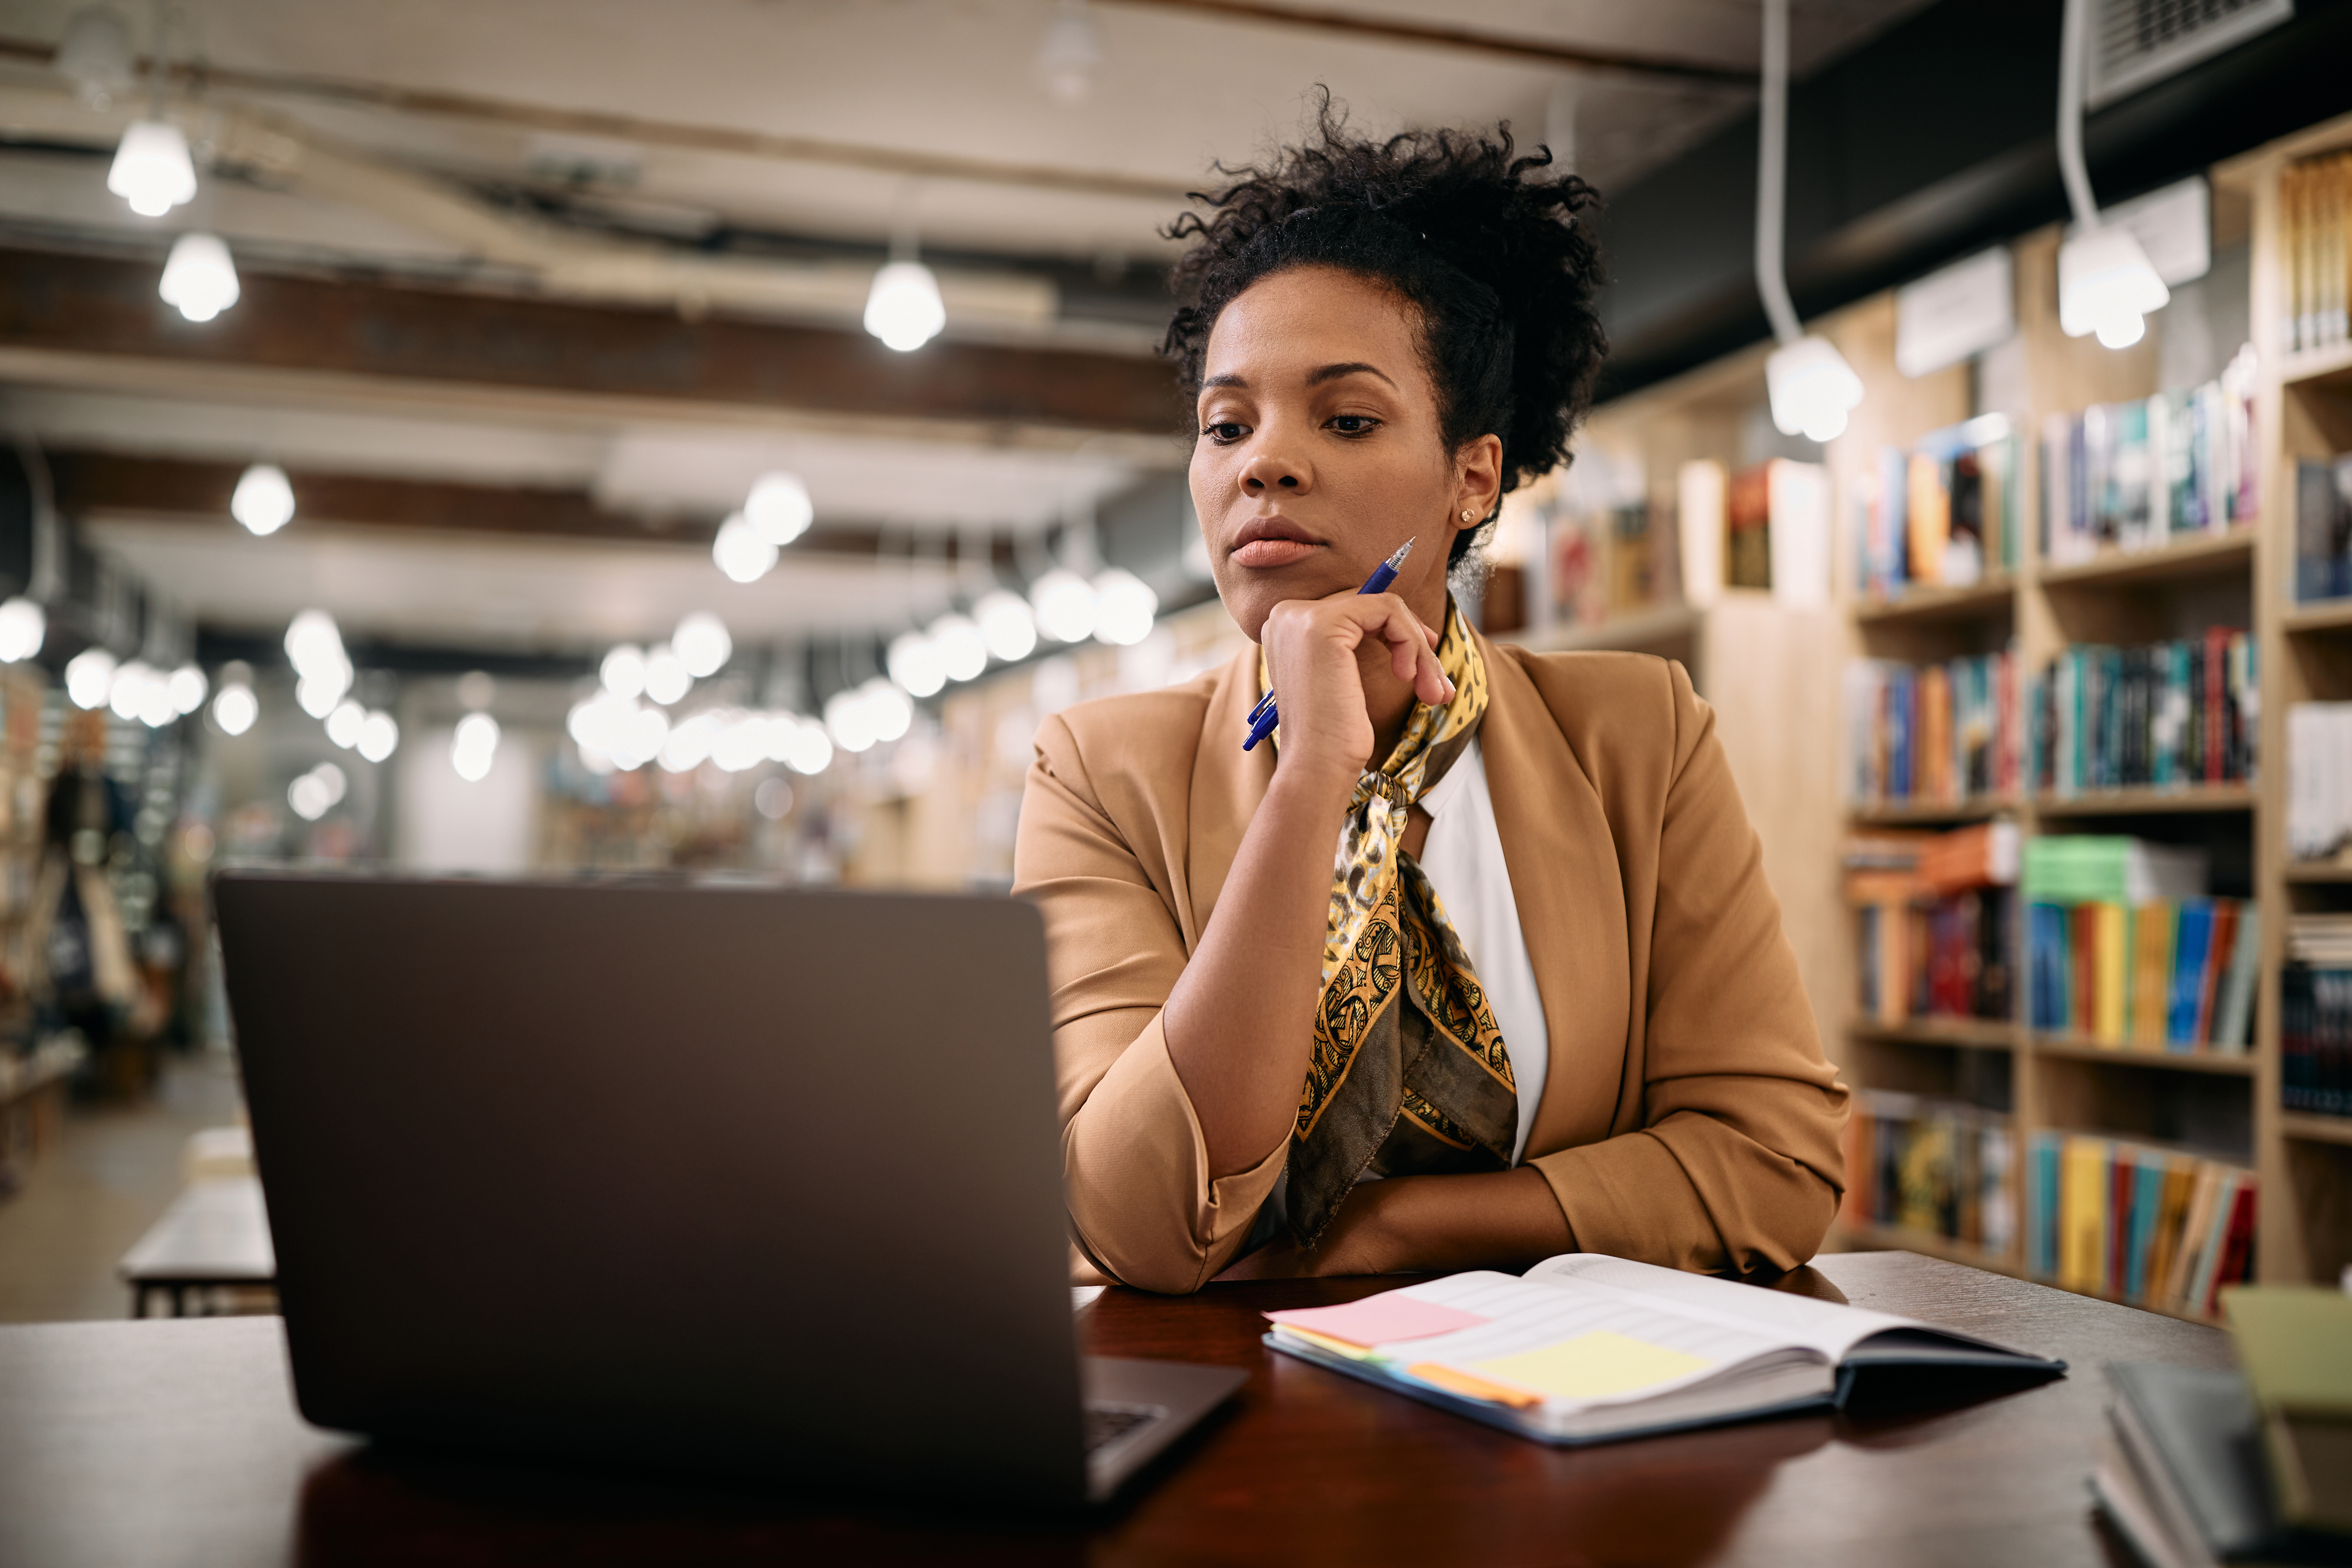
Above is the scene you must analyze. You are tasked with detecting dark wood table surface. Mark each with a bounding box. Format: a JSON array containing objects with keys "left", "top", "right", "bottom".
[{"left": 0, "top": 1251, "right": 2231, "bottom": 1567}]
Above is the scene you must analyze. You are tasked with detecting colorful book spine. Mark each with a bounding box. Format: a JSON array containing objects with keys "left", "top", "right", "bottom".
[
  {"left": 2038, "top": 348, "right": 2259, "bottom": 566},
  {"left": 1844, "top": 1091, "right": 2016, "bottom": 1256},
  {"left": 2024, "top": 1131, "right": 2257, "bottom": 1317},
  {"left": 2282, "top": 150, "right": 2352, "bottom": 354},
  {"left": 2024, "top": 896, "right": 2251, "bottom": 1053},
  {"left": 1845, "top": 651, "right": 2020, "bottom": 807},
  {"left": 2282, "top": 962, "right": 2352, "bottom": 1117},
  {"left": 2028, "top": 631, "right": 2256, "bottom": 795}
]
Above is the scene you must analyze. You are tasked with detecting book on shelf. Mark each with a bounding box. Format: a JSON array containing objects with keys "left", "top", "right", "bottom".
[
  {"left": 1842, "top": 651, "right": 2021, "bottom": 808},
  {"left": 2282, "top": 915, "right": 2352, "bottom": 1117},
  {"left": 1854, "top": 414, "right": 2020, "bottom": 599},
  {"left": 2021, "top": 836, "right": 2257, "bottom": 1054},
  {"left": 2287, "top": 701, "right": 2352, "bottom": 862},
  {"left": 2293, "top": 454, "right": 2352, "bottom": 603},
  {"left": 1258, "top": 1253, "right": 2060, "bottom": 1447},
  {"left": 1678, "top": 457, "right": 1827, "bottom": 606},
  {"left": 2027, "top": 629, "right": 2257, "bottom": 796},
  {"left": 1845, "top": 823, "right": 2019, "bottom": 1026},
  {"left": 2282, "top": 150, "right": 2352, "bottom": 355},
  {"left": 2025, "top": 1132, "right": 2255, "bottom": 1317},
  {"left": 1841, "top": 1089, "right": 2016, "bottom": 1258},
  {"left": 1526, "top": 457, "right": 1682, "bottom": 631},
  {"left": 2039, "top": 346, "right": 2259, "bottom": 566}
]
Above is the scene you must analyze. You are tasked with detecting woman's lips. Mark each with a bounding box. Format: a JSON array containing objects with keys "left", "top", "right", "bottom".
[{"left": 1231, "top": 537, "right": 1321, "bottom": 568}]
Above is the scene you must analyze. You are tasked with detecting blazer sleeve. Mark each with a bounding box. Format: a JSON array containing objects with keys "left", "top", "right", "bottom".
[
  {"left": 1526, "top": 662, "right": 1849, "bottom": 1275},
  {"left": 1014, "top": 713, "right": 1288, "bottom": 1294}
]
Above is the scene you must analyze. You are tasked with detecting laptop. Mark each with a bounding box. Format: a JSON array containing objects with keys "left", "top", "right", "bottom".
[{"left": 212, "top": 872, "right": 1243, "bottom": 1506}]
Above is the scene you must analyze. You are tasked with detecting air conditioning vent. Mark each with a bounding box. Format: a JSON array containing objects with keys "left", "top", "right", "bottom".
[{"left": 2088, "top": 0, "right": 2294, "bottom": 109}]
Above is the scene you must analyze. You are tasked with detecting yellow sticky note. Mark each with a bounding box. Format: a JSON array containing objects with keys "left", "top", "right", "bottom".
[{"left": 1467, "top": 1331, "right": 1715, "bottom": 1402}]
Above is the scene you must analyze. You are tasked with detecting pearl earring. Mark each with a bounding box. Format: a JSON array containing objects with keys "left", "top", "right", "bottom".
[{"left": 1460, "top": 508, "right": 1476, "bottom": 523}]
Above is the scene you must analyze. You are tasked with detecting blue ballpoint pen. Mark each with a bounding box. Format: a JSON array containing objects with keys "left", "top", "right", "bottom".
[{"left": 1242, "top": 537, "right": 1416, "bottom": 752}]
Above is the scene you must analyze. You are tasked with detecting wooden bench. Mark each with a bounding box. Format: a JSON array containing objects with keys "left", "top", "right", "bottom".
[{"left": 116, "top": 1176, "right": 276, "bottom": 1318}]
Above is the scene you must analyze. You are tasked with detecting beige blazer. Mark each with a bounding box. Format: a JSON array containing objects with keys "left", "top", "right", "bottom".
[{"left": 1012, "top": 634, "right": 1850, "bottom": 1294}]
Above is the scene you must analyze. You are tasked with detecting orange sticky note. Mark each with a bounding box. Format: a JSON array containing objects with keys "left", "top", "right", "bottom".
[{"left": 1404, "top": 1362, "right": 1543, "bottom": 1409}]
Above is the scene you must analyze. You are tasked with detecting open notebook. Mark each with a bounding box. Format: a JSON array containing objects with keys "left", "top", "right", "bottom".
[{"left": 1264, "top": 1253, "right": 2064, "bottom": 1444}]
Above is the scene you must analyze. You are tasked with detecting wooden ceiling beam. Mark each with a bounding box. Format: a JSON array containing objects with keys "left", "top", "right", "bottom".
[
  {"left": 47, "top": 449, "right": 1020, "bottom": 563},
  {"left": 0, "top": 247, "right": 1184, "bottom": 437}
]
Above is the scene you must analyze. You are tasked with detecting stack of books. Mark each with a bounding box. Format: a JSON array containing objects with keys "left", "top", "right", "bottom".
[
  {"left": 2038, "top": 347, "right": 2259, "bottom": 566},
  {"left": 2095, "top": 1292, "right": 2352, "bottom": 1566},
  {"left": 1675, "top": 457, "right": 1830, "bottom": 605},
  {"left": 1842, "top": 652, "right": 2022, "bottom": 808},
  {"left": 2283, "top": 913, "right": 2352, "bottom": 1118},
  {"left": 2027, "top": 629, "right": 2257, "bottom": 796},
  {"left": 1841, "top": 1089, "right": 2016, "bottom": 1257},
  {"left": 1845, "top": 822, "right": 2019, "bottom": 1026},
  {"left": 2293, "top": 454, "right": 2352, "bottom": 602},
  {"left": 1853, "top": 414, "right": 2022, "bottom": 598},
  {"left": 2022, "top": 836, "right": 2257, "bottom": 1054},
  {"left": 2025, "top": 1132, "right": 2256, "bottom": 1317},
  {"left": 2282, "top": 149, "right": 2352, "bottom": 355}
]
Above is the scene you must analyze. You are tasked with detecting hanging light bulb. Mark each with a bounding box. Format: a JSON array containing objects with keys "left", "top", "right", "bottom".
[
  {"left": 782, "top": 715, "right": 834, "bottom": 775},
  {"left": 672, "top": 611, "right": 732, "bottom": 678},
  {"left": 600, "top": 643, "right": 647, "bottom": 699},
  {"left": 64, "top": 648, "right": 116, "bottom": 710},
  {"left": 643, "top": 643, "right": 692, "bottom": 706},
  {"left": 864, "top": 260, "right": 946, "bottom": 352},
  {"left": 1766, "top": 336, "right": 1866, "bottom": 443},
  {"left": 712, "top": 512, "right": 778, "bottom": 583},
  {"left": 107, "top": 660, "right": 156, "bottom": 722},
  {"left": 230, "top": 462, "right": 292, "bottom": 534},
  {"left": 107, "top": 120, "right": 196, "bottom": 217},
  {"left": 451, "top": 712, "right": 499, "bottom": 782},
  {"left": 2058, "top": 226, "right": 2169, "bottom": 349},
  {"left": 357, "top": 710, "right": 398, "bottom": 763},
  {"left": 159, "top": 233, "right": 239, "bottom": 322},
  {"left": 824, "top": 687, "right": 879, "bottom": 753},
  {"left": 860, "top": 677, "right": 913, "bottom": 744},
  {"left": 1091, "top": 567, "right": 1158, "bottom": 646},
  {"left": 0, "top": 597, "right": 45, "bottom": 662},
  {"left": 1034, "top": 0, "right": 1103, "bottom": 104},
  {"left": 1029, "top": 568, "right": 1098, "bottom": 644},
  {"left": 887, "top": 629, "right": 946, "bottom": 698},
  {"left": 167, "top": 662, "right": 207, "bottom": 714},
  {"left": 2053, "top": 0, "right": 2171, "bottom": 354},
  {"left": 57, "top": 7, "right": 136, "bottom": 109},
  {"left": 929, "top": 612, "right": 988, "bottom": 682},
  {"left": 975, "top": 590, "right": 1037, "bottom": 663},
  {"left": 743, "top": 472, "right": 814, "bottom": 547},
  {"left": 210, "top": 680, "right": 257, "bottom": 736},
  {"left": 325, "top": 699, "right": 365, "bottom": 749}
]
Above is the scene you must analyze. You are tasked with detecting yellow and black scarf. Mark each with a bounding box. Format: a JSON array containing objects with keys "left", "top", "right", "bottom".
[{"left": 1266, "top": 602, "right": 1518, "bottom": 1246}]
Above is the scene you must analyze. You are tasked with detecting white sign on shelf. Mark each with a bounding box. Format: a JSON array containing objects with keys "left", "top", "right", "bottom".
[
  {"left": 2095, "top": 175, "right": 2213, "bottom": 289},
  {"left": 1895, "top": 246, "right": 2015, "bottom": 379}
]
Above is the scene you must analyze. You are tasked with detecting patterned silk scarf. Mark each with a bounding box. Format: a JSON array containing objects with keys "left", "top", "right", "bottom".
[{"left": 1266, "top": 601, "right": 1519, "bottom": 1247}]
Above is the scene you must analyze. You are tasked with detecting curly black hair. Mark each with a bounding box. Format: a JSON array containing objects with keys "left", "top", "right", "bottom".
[{"left": 1162, "top": 98, "right": 1608, "bottom": 565}]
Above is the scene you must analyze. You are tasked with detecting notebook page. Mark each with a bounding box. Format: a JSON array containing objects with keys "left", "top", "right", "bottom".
[
  {"left": 1352, "top": 1272, "right": 1814, "bottom": 1409},
  {"left": 1522, "top": 1254, "right": 1942, "bottom": 1360}
]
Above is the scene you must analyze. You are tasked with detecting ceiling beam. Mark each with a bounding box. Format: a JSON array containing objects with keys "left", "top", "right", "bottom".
[
  {"left": 1106, "top": 1, "right": 1753, "bottom": 86},
  {"left": 0, "top": 36, "right": 1196, "bottom": 204},
  {"left": 0, "top": 247, "right": 1184, "bottom": 437},
  {"left": 46, "top": 449, "right": 1023, "bottom": 562}
]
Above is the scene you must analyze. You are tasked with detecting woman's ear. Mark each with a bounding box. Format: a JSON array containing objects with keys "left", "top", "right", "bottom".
[{"left": 1451, "top": 432, "right": 1505, "bottom": 529}]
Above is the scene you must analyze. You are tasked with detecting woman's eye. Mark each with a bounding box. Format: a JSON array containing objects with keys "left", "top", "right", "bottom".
[
  {"left": 1202, "top": 422, "right": 1248, "bottom": 444},
  {"left": 1327, "top": 415, "right": 1380, "bottom": 436}
]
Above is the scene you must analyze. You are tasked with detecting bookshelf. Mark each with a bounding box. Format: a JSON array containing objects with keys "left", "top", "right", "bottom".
[{"left": 1542, "top": 110, "right": 2352, "bottom": 1316}]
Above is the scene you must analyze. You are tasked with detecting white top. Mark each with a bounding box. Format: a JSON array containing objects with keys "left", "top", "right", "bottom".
[{"left": 1415, "top": 736, "right": 1550, "bottom": 1165}]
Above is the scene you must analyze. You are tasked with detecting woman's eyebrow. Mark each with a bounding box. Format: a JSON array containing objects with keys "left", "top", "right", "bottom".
[
  {"left": 1307, "top": 361, "right": 1396, "bottom": 388},
  {"left": 1201, "top": 373, "right": 1247, "bottom": 390}
]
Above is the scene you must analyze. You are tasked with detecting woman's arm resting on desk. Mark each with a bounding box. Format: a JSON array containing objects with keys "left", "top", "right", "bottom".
[{"left": 1219, "top": 1166, "right": 1573, "bottom": 1279}]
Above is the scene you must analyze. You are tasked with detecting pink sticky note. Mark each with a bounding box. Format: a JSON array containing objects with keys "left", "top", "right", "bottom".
[{"left": 1265, "top": 1293, "right": 1491, "bottom": 1349}]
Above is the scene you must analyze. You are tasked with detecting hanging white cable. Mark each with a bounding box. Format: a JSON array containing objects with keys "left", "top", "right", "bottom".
[
  {"left": 2056, "top": 0, "right": 2100, "bottom": 232},
  {"left": 2052, "top": 0, "right": 2169, "bottom": 348},
  {"left": 1755, "top": 0, "right": 1862, "bottom": 442},
  {"left": 1753, "top": 0, "right": 1802, "bottom": 348}
]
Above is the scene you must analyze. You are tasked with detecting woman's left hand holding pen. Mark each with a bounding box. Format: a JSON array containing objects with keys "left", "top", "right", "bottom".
[{"left": 1256, "top": 589, "right": 1450, "bottom": 783}]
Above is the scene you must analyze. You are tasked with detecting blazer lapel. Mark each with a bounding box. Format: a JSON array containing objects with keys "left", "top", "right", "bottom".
[
  {"left": 1182, "top": 645, "right": 1276, "bottom": 950},
  {"left": 1475, "top": 635, "right": 1634, "bottom": 1156}
]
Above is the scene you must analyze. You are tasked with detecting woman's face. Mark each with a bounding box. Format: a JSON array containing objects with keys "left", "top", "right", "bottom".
[{"left": 1190, "top": 266, "right": 1499, "bottom": 642}]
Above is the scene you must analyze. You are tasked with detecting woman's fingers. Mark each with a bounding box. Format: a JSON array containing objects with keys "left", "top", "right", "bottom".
[{"left": 1360, "top": 595, "right": 1453, "bottom": 708}]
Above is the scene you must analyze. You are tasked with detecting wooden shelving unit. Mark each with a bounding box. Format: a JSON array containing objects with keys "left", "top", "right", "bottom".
[{"left": 1657, "top": 110, "right": 2352, "bottom": 1314}]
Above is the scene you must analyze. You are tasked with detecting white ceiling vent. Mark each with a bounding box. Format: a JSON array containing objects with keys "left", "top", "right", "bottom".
[{"left": 2088, "top": 0, "right": 2294, "bottom": 109}]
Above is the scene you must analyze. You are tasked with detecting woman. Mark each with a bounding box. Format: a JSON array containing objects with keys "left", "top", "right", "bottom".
[{"left": 1014, "top": 113, "right": 1847, "bottom": 1295}]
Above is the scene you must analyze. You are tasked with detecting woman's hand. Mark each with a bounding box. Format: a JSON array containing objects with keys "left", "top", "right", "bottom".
[
  {"left": 1214, "top": 1169, "right": 1576, "bottom": 1281},
  {"left": 1259, "top": 589, "right": 1449, "bottom": 785}
]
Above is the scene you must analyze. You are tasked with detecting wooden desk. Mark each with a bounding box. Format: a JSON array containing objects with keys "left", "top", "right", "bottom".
[
  {"left": 0, "top": 1253, "right": 2230, "bottom": 1566},
  {"left": 116, "top": 1175, "right": 277, "bottom": 1317}
]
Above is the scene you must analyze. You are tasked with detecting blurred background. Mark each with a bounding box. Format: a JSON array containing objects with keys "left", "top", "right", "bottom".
[{"left": 1, "top": 0, "right": 2349, "bottom": 1321}]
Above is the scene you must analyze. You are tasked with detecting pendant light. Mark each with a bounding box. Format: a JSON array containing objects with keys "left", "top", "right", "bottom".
[
  {"left": 1755, "top": 0, "right": 1862, "bottom": 444},
  {"left": 230, "top": 461, "right": 291, "bottom": 533},
  {"left": 108, "top": 119, "right": 196, "bottom": 217},
  {"left": 159, "top": 232, "right": 239, "bottom": 322},
  {"left": 2055, "top": 0, "right": 2168, "bottom": 349},
  {"left": 865, "top": 185, "right": 946, "bottom": 352}
]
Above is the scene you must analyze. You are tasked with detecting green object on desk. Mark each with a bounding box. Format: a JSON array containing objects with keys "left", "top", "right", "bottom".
[{"left": 2221, "top": 1286, "right": 2352, "bottom": 1534}]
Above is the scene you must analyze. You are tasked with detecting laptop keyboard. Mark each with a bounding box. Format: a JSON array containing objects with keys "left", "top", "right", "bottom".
[{"left": 1085, "top": 1402, "right": 1163, "bottom": 1453}]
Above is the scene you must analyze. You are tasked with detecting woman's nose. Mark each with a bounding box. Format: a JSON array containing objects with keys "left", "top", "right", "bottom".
[{"left": 1239, "top": 448, "right": 1307, "bottom": 494}]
